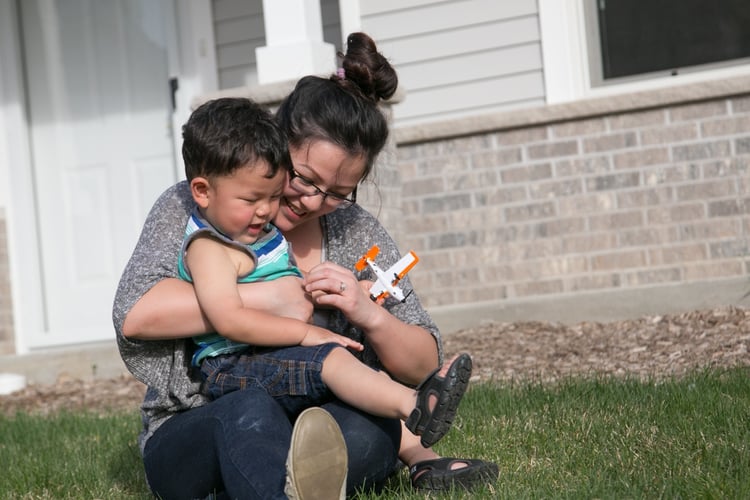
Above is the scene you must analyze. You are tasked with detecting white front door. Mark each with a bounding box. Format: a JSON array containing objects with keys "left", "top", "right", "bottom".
[{"left": 20, "top": 0, "right": 178, "bottom": 347}]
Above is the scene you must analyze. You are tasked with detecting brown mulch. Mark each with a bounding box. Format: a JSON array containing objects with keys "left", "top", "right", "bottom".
[
  {"left": 1, "top": 306, "right": 749, "bottom": 416},
  {"left": 444, "top": 305, "right": 750, "bottom": 383},
  {"left": 0, "top": 373, "right": 147, "bottom": 416}
]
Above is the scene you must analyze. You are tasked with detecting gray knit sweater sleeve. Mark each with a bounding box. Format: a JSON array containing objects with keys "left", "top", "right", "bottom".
[{"left": 112, "top": 181, "right": 207, "bottom": 452}]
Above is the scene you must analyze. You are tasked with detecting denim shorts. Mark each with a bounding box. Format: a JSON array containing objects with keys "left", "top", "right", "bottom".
[{"left": 199, "top": 343, "right": 341, "bottom": 417}]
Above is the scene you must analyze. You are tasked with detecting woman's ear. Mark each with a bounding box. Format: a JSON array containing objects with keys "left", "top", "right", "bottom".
[{"left": 190, "top": 177, "right": 211, "bottom": 208}]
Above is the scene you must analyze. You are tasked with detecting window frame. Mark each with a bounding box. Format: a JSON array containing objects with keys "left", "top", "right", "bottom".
[{"left": 538, "top": 0, "right": 750, "bottom": 104}]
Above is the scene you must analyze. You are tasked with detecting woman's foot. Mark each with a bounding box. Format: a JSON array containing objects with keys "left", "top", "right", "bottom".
[
  {"left": 410, "top": 457, "right": 499, "bottom": 491},
  {"left": 405, "top": 353, "right": 472, "bottom": 447}
]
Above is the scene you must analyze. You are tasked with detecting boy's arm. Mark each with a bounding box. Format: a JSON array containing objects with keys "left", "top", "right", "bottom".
[
  {"left": 187, "top": 237, "right": 362, "bottom": 350},
  {"left": 117, "top": 182, "right": 314, "bottom": 340},
  {"left": 122, "top": 277, "right": 316, "bottom": 339}
]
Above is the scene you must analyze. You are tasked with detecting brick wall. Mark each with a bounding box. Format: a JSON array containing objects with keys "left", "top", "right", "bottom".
[{"left": 394, "top": 84, "right": 750, "bottom": 313}]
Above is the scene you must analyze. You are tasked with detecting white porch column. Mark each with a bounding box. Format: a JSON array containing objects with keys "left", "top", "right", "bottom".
[{"left": 256, "top": 0, "right": 336, "bottom": 84}]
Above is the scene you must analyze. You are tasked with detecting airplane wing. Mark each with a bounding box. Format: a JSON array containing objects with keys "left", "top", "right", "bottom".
[
  {"left": 355, "top": 245, "right": 380, "bottom": 271},
  {"left": 385, "top": 251, "right": 419, "bottom": 287}
]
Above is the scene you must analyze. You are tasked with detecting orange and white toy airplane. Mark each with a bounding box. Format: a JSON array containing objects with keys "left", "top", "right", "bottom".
[{"left": 355, "top": 245, "right": 419, "bottom": 302}]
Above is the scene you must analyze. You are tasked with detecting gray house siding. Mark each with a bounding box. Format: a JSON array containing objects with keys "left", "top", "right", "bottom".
[
  {"left": 213, "top": 0, "right": 265, "bottom": 89},
  {"left": 321, "top": 0, "right": 342, "bottom": 48},
  {"left": 212, "top": 0, "right": 342, "bottom": 90},
  {"left": 211, "top": 0, "right": 546, "bottom": 126},
  {"left": 360, "top": 0, "right": 546, "bottom": 127}
]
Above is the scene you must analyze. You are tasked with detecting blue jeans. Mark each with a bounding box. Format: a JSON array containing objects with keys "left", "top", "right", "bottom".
[
  {"left": 200, "top": 343, "right": 339, "bottom": 417},
  {"left": 142, "top": 387, "right": 401, "bottom": 499}
]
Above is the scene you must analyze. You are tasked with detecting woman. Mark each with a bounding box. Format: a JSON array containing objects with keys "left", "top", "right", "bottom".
[{"left": 113, "top": 32, "right": 497, "bottom": 498}]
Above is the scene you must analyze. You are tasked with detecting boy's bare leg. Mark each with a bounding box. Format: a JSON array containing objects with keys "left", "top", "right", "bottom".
[
  {"left": 321, "top": 349, "right": 469, "bottom": 430},
  {"left": 321, "top": 347, "right": 417, "bottom": 419}
]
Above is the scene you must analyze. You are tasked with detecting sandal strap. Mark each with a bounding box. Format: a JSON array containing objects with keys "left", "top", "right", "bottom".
[
  {"left": 410, "top": 457, "right": 492, "bottom": 475},
  {"left": 409, "top": 457, "right": 462, "bottom": 477},
  {"left": 405, "top": 353, "right": 472, "bottom": 447},
  {"left": 413, "top": 366, "right": 440, "bottom": 391}
]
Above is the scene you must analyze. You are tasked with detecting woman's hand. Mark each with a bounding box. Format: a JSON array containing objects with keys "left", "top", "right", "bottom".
[
  {"left": 304, "top": 261, "right": 440, "bottom": 385},
  {"left": 303, "top": 262, "right": 386, "bottom": 331}
]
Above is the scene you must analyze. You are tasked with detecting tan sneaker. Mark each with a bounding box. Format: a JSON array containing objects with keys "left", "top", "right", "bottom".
[{"left": 285, "top": 407, "right": 348, "bottom": 500}]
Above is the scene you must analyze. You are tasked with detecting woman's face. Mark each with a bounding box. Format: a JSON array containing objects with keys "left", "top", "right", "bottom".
[{"left": 274, "top": 140, "right": 365, "bottom": 233}]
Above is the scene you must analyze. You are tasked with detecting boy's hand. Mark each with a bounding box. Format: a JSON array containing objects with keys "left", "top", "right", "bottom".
[{"left": 300, "top": 325, "right": 364, "bottom": 352}]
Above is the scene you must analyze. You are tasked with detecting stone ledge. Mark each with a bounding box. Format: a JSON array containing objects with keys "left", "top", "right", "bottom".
[{"left": 395, "top": 74, "right": 750, "bottom": 145}]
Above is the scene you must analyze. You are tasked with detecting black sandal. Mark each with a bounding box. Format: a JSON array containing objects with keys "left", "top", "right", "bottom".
[
  {"left": 409, "top": 457, "right": 499, "bottom": 491},
  {"left": 405, "top": 353, "right": 472, "bottom": 447}
]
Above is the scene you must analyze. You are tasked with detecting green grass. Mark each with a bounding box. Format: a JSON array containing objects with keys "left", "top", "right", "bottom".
[
  {"left": 2, "top": 367, "right": 749, "bottom": 499},
  {"left": 0, "top": 411, "right": 148, "bottom": 499}
]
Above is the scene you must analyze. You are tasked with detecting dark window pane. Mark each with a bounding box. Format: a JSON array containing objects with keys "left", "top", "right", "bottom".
[{"left": 598, "top": 0, "right": 750, "bottom": 79}]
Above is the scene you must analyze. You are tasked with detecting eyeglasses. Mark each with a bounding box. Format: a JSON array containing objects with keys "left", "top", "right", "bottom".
[{"left": 288, "top": 168, "right": 357, "bottom": 208}]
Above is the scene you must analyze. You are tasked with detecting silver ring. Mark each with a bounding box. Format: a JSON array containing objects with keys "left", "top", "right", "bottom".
[{"left": 339, "top": 281, "right": 347, "bottom": 293}]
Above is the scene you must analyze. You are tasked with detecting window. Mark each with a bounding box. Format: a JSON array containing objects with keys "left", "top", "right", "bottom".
[{"left": 591, "top": 0, "right": 750, "bottom": 83}]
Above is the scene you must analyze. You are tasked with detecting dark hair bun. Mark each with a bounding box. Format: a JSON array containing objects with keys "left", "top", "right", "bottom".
[{"left": 338, "top": 32, "right": 398, "bottom": 102}]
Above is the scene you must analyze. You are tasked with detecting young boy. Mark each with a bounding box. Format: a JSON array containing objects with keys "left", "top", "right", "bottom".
[{"left": 178, "top": 97, "right": 472, "bottom": 448}]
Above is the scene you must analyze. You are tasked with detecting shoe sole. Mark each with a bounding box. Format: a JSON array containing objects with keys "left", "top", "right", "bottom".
[{"left": 285, "top": 407, "right": 348, "bottom": 500}]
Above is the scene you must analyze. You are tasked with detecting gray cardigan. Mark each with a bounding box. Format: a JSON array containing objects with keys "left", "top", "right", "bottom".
[{"left": 112, "top": 181, "right": 442, "bottom": 453}]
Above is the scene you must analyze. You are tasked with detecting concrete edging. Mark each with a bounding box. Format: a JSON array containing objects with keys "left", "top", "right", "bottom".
[{"left": 429, "top": 277, "right": 750, "bottom": 334}]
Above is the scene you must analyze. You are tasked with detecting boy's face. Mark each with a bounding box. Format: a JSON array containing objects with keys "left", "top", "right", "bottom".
[{"left": 195, "top": 160, "right": 285, "bottom": 245}]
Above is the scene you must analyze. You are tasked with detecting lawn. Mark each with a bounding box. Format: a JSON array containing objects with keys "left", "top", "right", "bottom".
[{"left": 2, "top": 366, "right": 748, "bottom": 499}]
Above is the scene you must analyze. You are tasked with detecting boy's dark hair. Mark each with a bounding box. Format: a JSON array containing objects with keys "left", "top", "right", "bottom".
[
  {"left": 182, "top": 97, "right": 291, "bottom": 181},
  {"left": 276, "top": 32, "right": 397, "bottom": 182}
]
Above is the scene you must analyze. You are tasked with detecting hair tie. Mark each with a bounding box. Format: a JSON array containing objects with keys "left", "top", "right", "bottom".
[{"left": 336, "top": 68, "right": 346, "bottom": 79}]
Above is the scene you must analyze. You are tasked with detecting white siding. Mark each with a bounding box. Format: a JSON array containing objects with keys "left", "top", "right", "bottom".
[{"left": 360, "top": 0, "right": 546, "bottom": 127}]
